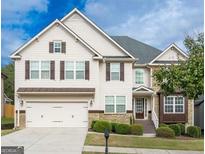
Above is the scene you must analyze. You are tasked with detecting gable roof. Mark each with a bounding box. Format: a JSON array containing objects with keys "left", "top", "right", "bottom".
[
  {"left": 111, "top": 36, "right": 162, "bottom": 64},
  {"left": 10, "top": 19, "right": 103, "bottom": 59},
  {"left": 61, "top": 8, "right": 135, "bottom": 59},
  {"left": 149, "top": 43, "right": 188, "bottom": 64},
  {"left": 133, "top": 85, "right": 154, "bottom": 93}
]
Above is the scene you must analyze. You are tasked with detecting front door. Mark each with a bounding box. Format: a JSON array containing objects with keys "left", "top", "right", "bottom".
[{"left": 135, "top": 98, "right": 144, "bottom": 119}]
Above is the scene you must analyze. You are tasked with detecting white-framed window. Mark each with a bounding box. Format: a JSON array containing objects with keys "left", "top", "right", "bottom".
[
  {"left": 110, "top": 63, "right": 120, "bottom": 80},
  {"left": 41, "top": 61, "right": 50, "bottom": 79},
  {"left": 135, "top": 69, "right": 144, "bottom": 84},
  {"left": 164, "top": 96, "right": 184, "bottom": 114},
  {"left": 105, "top": 96, "right": 115, "bottom": 113},
  {"left": 30, "top": 61, "right": 39, "bottom": 79},
  {"left": 30, "top": 61, "right": 50, "bottom": 79},
  {"left": 76, "top": 61, "right": 85, "bottom": 79},
  {"left": 105, "top": 96, "right": 126, "bottom": 113},
  {"left": 53, "top": 41, "right": 61, "bottom": 53},
  {"left": 64, "top": 61, "right": 85, "bottom": 80},
  {"left": 116, "top": 96, "right": 126, "bottom": 113},
  {"left": 65, "top": 61, "right": 74, "bottom": 79}
]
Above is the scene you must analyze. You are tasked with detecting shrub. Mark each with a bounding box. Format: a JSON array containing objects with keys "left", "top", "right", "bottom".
[
  {"left": 169, "top": 124, "right": 181, "bottom": 136},
  {"left": 187, "top": 126, "right": 201, "bottom": 138},
  {"left": 178, "top": 123, "right": 185, "bottom": 135},
  {"left": 156, "top": 127, "right": 175, "bottom": 138},
  {"left": 130, "top": 124, "right": 143, "bottom": 135},
  {"left": 159, "top": 123, "right": 168, "bottom": 127},
  {"left": 93, "top": 120, "right": 112, "bottom": 133},
  {"left": 91, "top": 120, "right": 97, "bottom": 129},
  {"left": 115, "top": 123, "right": 131, "bottom": 134},
  {"left": 111, "top": 122, "right": 119, "bottom": 133}
]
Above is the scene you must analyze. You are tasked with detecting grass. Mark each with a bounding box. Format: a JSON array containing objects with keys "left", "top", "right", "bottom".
[
  {"left": 85, "top": 134, "right": 204, "bottom": 151},
  {"left": 1, "top": 129, "right": 19, "bottom": 136},
  {"left": 1, "top": 117, "right": 14, "bottom": 124},
  {"left": 83, "top": 153, "right": 126, "bottom": 154}
]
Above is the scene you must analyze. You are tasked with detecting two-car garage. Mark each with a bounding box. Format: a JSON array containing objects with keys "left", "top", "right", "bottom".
[{"left": 26, "top": 102, "right": 88, "bottom": 127}]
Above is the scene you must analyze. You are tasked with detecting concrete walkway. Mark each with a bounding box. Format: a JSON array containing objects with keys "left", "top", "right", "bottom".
[
  {"left": 83, "top": 145, "right": 203, "bottom": 154},
  {"left": 2, "top": 127, "right": 87, "bottom": 154}
]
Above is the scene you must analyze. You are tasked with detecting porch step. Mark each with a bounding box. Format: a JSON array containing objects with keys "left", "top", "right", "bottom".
[{"left": 135, "top": 120, "right": 156, "bottom": 134}]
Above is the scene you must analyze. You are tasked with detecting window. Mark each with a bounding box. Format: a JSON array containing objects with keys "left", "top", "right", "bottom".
[
  {"left": 105, "top": 96, "right": 126, "bottom": 113},
  {"left": 30, "top": 61, "right": 39, "bottom": 79},
  {"left": 41, "top": 61, "right": 50, "bottom": 79},
  {"left": 135, "top": 69, "right": 144, "bottom": 84},
  {"left": 76, "top": 61, "right": 85, "bottom": 79},
  {"left": 164, "top": 96, "right": 184, "bottom": 113},
  {"left": 65, "top": 61, "right": 74, "bottom": 79},
  {"left": 175, "top": 96, "right": 184, "bottom": 113},
  {"left": 116, "top": 96, "right": 126, "bottom": 113},
  {"left": 110, "top": 63, "right": 120, "bottom": 80},
  {"left": 105, "top": 96, "right": 115, "bottom": 113},
  {"left": 30, "top": 61, "right": 50, "bottom": 79},
  {"left": 54, "top": 41, "right": 61, "bottom": 53}
]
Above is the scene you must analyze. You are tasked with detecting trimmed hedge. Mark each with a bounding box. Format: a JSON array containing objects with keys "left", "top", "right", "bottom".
[
  {"left": 93, "top": 120, "right": 112, "bottom": 133},
  {"left": 130, "top": 124, "right": 143, "bottom": 135},
  {"left": 178, "top": 123, "right": 185, "bottom": 135},
  {"left": 1, "top": 123, "right": 14, "bottom": 130},
  {"left": 156, "top": 127, "right": 175, "bottom": 138},
  {"left": 187, "top": 126, "right": 201, "bottom": 138},
  {"left": 159, "top": 123, "right": 168, "bottom": 127},
  {"left": 115, "top": 123, "right": 130, "bottom": 134},
  {"left": 111, "top": 122, "right": 118, "bottom": 133},
  {"left": 169, "top": 124, "right": 181, "bottom": 136},
  {"left": 91, "top": 120, "right": 97, "bottom": 129}
]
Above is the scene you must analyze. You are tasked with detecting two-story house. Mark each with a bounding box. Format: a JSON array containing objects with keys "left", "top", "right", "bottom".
[{"left": 10, "top": 8, "right": 194, "bottom": 129}]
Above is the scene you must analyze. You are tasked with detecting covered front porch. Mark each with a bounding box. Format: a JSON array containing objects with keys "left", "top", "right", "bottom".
[{"left": 132, "top": 86, "right": 159, "bottom": 132}]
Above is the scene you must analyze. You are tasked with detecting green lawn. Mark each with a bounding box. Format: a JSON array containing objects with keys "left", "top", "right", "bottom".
[
  {"left": 1, "top": 129, "right": 19, "bottom": 136},
  {"left": 1, "top": 117, "right": 14, "bottom": 124},
  {"left": 83, "top": 152, "right": 127, "bottom": 154},
  {"left": 85, "top": 134, "right": 204, "bottom": 151}
]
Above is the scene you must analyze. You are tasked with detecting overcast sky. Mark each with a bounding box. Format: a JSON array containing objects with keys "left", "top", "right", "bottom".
[{"left": 1, "top": 0, "right": 204, "bottom": 66}]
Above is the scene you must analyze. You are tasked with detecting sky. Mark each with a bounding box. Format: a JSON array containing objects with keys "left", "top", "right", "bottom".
[{"left": 1, "top": 0, "right": 204, "bottom": 66}]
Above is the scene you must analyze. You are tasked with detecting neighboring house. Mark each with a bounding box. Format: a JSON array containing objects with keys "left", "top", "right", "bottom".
[
  {"left": 1, "top": 73, "right": 8, "bottom": 117},
  {"left": 10, "top": 8, "right": 194, "bottom": 128},
  {"left": 194, "top": 95, "right": 204, "bottom": 131}
]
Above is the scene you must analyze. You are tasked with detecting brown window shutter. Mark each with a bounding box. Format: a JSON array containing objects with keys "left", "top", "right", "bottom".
[
  {"left": 25, "top": 60, "right": 30, "bottom": 79},
  {"left": 120, "top": 62, "right": 124, "bottom": 81},
  {"left": 106, "top": 63, "right": 110, "bottom": 81},
  {"left": 60, "top": 61, "right": 65, "bottom": 80},
  {"left": 62, "top": 42, "right": 66, "bottom": 53},
  {"left": 49, "top": 42, "right": 53, "bottom": 53},
  {"left": 85, "top": 61, "right": 89, "bottom": 80},
  {"left": 50, "top": 61, "right": 55, "bottom": 80}
]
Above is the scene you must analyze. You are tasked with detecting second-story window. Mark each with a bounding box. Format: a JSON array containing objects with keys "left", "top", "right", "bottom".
[
  {"left": 30, "top": 61, "right": 50, "bottom": 79},
  {"left": 41, "top": 61, "right": 50, "bottom": 79},
  {"left": 30, "top": 61, "right": 39, "bottom": 79},
  {"left": 53, "top": 41, "right": 61, "bottom": 53},
  {"left": 65, "top": 61, "right": 74, "bottom": 79},
  {"left": 135, "top": 69, "right": 144, "bottom": 84},
  {"left": 76, "top": 61, "right": 85, "bottom": 79},
  {"left": 110, "top": 63, "right": 120, "bottom": 80}
]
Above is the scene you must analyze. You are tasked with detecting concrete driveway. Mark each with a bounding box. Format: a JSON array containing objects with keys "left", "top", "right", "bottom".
[{"left": 1, "top": 127, "right": 87, "bottom": 154}]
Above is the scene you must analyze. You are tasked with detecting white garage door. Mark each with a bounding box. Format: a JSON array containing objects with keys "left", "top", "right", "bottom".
[{"left": 26, "top": 102, "right": 88, "bottom": 127}]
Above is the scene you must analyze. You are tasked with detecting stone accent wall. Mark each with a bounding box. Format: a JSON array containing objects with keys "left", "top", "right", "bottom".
[
  {"left": 153, "top": 95, "right": 159, "bottom": 117},
  {"left": 16, "top": 111, "right": 26, "bottom": 128},
  {"left": 188, "top": 99, "right": 194, "bottom": 125},
  {"left": 151, "top": 66, "right": 161, "bottom": 92},
  {"left": 88, "top": 113, "right": 132, "bottom": 128}
]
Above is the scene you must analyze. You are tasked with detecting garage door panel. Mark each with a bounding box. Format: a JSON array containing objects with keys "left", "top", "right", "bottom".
[{"left": 26, "top": 102, "right": 88, "bottom": 127}]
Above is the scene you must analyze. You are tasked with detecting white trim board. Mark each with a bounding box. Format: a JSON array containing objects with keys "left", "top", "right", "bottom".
[
  {"left": 61, "top": 8, "right": 136, "bottom": 60},
  {"left": 149, "top": 43, "right": 188, "bottom": 64},
  {"left": 10, "top": 19, "right": 103, "bottom": 59}
]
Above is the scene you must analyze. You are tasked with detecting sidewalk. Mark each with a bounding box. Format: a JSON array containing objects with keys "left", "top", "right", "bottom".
[{"left": 83, "top": 145, "right": 203, "bottom": 154}]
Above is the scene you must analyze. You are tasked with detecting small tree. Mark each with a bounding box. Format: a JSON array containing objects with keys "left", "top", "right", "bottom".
[{"left": 153, "top": 33, "right": 204, "bottom": 99}]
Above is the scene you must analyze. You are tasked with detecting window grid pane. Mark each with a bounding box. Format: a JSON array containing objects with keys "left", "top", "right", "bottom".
[
  {"left": 76, "top": 61, "right": 85, "bottom": 79},
  {"left": 65, "top": 61, "right": 74, "bottom": 79},
  {"left": 136, "top": 69, "right": 144, "bottom": 84},
  {"left": 30, "top": 61, "right": 39, "bottom": 79},
  {"left": 111, "top": 63, "right": 120, "bottom": 81},
  {"left": 54, "top": 42, "right": 61, "bottom": 53}
]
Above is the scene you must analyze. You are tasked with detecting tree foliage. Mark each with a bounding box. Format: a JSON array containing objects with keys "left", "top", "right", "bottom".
[
  {"left": 153, "top": 33, "right": 204, "bottom": 99},
  {"left": 2, "top": 63, "right": 14, "bottom": 104}
]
